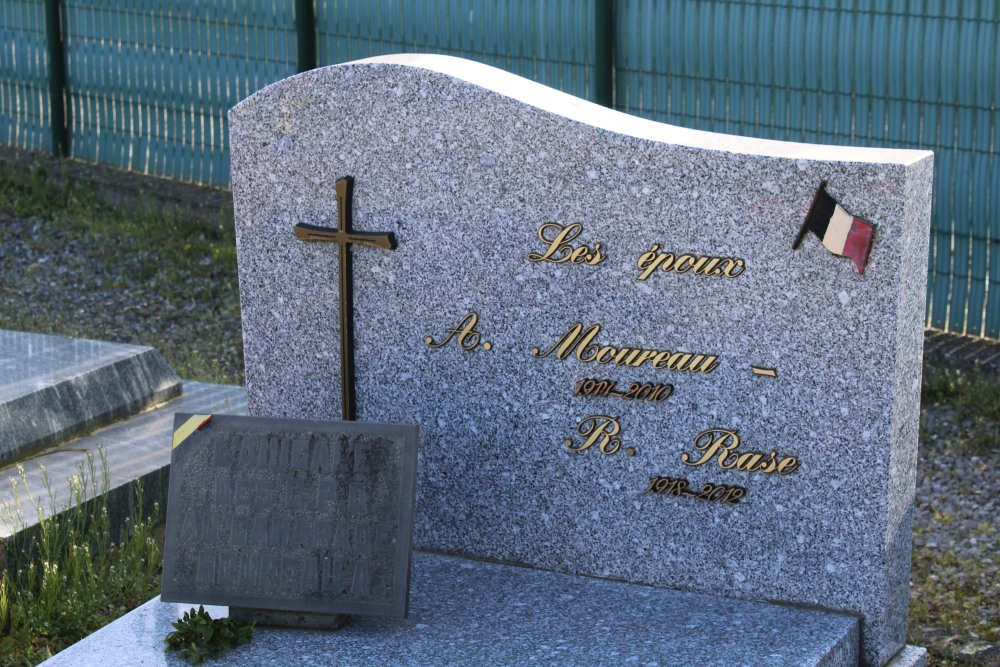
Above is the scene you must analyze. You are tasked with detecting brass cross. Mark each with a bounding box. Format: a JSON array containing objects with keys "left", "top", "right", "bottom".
[{"left": 293, "top": 176, "right": 397, "bottom": 420}]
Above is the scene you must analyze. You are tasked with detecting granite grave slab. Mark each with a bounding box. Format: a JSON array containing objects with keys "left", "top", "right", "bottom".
[
  {"left": 229, "top": 55, "right": 933, "bottom": 666},
  {"left": 42, "top": 552, "right": 868, "bottom": 667},
  {"left": 0, "top": 329, "right": 181, "bottom": 465},
  {"left": 161, "top": 413, "right": 418, "bottom": 621}
]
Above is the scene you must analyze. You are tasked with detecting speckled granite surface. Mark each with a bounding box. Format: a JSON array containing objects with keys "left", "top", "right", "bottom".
[
  {"left": 0, "top": 329, "right": 181, "bottom": 465},
  {"left": 886, "top": 646, "right": 928, "bottom": 667},
  {"left": 41, "top": 552, "right": 863, "bottom": 667},
  {"left": 229, "top": 55, "right": 933, "bottom": 666}
]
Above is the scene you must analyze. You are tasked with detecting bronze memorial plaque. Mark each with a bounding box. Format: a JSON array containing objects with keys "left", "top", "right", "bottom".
[{"left": 161, "top": 413, "right": 418, "bottom": 619}]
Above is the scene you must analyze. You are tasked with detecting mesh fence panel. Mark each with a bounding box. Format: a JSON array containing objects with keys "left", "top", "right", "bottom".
[
  {"left": 316, "top": 0, "right": 601, "bottom": 102},
  {"left": 62, "top": 0, "right": 298, "bottom": 186},
  {"left": 0, "top": 0, "right": 51, "bottom": 152}
]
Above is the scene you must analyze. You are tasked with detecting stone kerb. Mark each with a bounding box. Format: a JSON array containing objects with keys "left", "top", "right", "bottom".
[{"left": 229, "top": 54, "right": 933, "bottom": 667}]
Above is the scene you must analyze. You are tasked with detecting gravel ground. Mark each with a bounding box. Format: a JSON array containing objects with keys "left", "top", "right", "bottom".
[
  {"left": 913, "top": 405, "right": 1000, "bottom": 665},
  {"left": 916, "top": 413, "right": 998, "bottom": 567},
  {"left": 0, "top": 213, "right": 243, "bottom": 384},
  {"left": 1, "top": 158, "right": 998, "bottom": 666},
  {"left": 0, "top": 147, "right": 242, "bottom": 384}
]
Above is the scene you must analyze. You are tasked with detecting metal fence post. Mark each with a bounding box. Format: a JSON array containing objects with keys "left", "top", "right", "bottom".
[
  {"left": 594, "top": 0, "right": 614, "bottom": 107},
  {"left": 43, "top": 0, "right": 68, "bottom": 156},
  {"left": 296, "top": 0, "right": 317, "bottom": 73}
]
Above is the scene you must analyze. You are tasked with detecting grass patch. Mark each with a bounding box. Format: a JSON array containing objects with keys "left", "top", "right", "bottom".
[
  {"left": 916, "top": 364, "right": 1000, "bottom": 664},
  {"left": 0, "top": 450, "right": 161, "bottom": 666},
  {"left": 922, "top": 366, "right": 1000, "bottom": 453},
  {"left": 908, "top": 532, "right": 1000, "bottom": 666}
]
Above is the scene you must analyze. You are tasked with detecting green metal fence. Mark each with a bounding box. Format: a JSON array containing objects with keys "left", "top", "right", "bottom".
[
  {"left": 0, "top": 1, "right": 997, "bottom": 337},
  {"left": 315, "top": 0, "right": 611, "bottom": 105},
  {"left": 61, "top": 0, "right": 298, "bottom": 186},
  {"left": 0, "top": 0, "right": 51, "bottom": 152}
]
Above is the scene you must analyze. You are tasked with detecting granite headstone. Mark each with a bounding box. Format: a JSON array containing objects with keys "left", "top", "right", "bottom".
[
  {"left": 161, "top": 413, "right": 418, "bottom": 621},
  {"left": 230, "top": 54, "right": 933, "bottom": 666}
]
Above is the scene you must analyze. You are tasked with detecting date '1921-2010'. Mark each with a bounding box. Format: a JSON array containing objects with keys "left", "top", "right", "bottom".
[{"left": 573, "top": 378, "right": 673, "bottom": 402}]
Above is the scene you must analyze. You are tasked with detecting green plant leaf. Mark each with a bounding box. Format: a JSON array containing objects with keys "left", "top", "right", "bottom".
[{"left": 164, "top": 606, "right": 254, "bottom": 665}]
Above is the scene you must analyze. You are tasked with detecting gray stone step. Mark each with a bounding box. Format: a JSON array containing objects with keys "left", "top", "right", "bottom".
[{"left": 0, "top": 329, "right": 182, "bottom": 466}]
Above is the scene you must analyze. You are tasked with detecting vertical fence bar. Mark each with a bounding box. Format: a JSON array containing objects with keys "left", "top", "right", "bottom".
[
  {"left": 296, "top": 0, "right": 317, "bottom": 73},
  {"left": 43, "top": 0, "right": 68, "bottom": 156},
  {"left": 593, "top": 0, "right": 613, "bottom": 107}
]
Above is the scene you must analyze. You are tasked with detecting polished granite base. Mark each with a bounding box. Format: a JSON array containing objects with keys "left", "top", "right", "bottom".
[
  {"left": 40, "top": 551, "right": 929, "bottom": 667},
  {"left": 43, "top": 552, "right": 868, "bottom": 667},
  {"left": 0, "top": 329, "right": 181, "bottom": 465}
]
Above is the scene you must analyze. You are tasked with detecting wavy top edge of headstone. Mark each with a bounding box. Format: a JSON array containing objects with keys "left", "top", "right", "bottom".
[{"left": 232, "top": 53, "right": 932, "bottom": 167}]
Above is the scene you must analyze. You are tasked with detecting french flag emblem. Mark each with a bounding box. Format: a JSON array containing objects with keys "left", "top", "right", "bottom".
[{"left": 794, "top": 182, "right": 876, "bottom": 275}]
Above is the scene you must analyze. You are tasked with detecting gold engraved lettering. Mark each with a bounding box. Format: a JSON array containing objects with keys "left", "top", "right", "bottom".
[
  {"left": 681, "top": 428, "right": 800, "bottom": 475},
  {"left": 613, "top": 349, "right": 640, "bottom": 365},
  {"left": 565, "top": 415, "right": 623, "bottom": 454},
  {"left": 574, "top": 378, "right": 673, "bottom": 403},
  {"left": 673, "top": 254, "right": 694, "bottom": 272},
  {"left": 776, "top": 457, "right": 800, "bottom": 474},
  {"left": 425, "top": 312, "right": 493, "bottom": 351},
  {"left": 532, "top": 322, "right": 719, "bottom": 374},
  {"left": 645, "top": 475, "right": 746, "bottom": 504},
  {"left": 636, "top": 243, "right": 745, "bottom": 281},
  {"left": 596, "top": 346, "right": 617, "bottom": 364},
  {"left": 527, "top": 222, "right": 606, "bottom": 266},
  {"left": 722, "top": 260, "right": 744, "bottom": 277}
]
